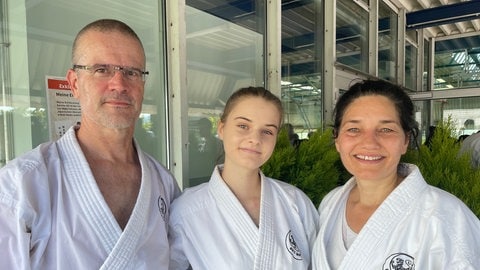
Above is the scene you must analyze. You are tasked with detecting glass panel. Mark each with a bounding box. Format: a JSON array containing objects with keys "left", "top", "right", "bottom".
[
  {"left": 423, "top": 38, "right": 430, "bottom": 91},
  {"left": 336, "top": 0, "right": 368, "bottom": 72},
  {"left": 281, "top": 1, "right": 322, "bottom": 139},
  {"left": 413, "top": 100, "right": 429, "bottom": 145},
  {"left": 185, "top": 1, "right": 265, "bottom": 187},
  {"left": 4, "top": 0, "right": 168, "bottom": 165},
  {"left": 405, "top": 39, "right": 418, "bottom": 90},
  {"left": 434, "top": 97, "right": 480, "bottom": 138},
  {"left": 0, "top": 0, "right": 11, "bottom": 166},
  {"left": 378, "top": 1, "right": 398, "bottom": 82},
  {"left": 434, "top": 35, "right": 480, "bottom": 90}
]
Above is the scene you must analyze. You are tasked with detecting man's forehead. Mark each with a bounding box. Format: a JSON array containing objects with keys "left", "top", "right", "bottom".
[{"left": 76, "top": 30, "right": 144, "bottom": 55}]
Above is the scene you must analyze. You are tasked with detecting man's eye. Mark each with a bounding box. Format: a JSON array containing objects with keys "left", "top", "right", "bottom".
[
  {"left": 94, "top": 67, "right": 109, "bottom": 74},
  {"left": 126, "top": 69, "right": 140, "bottom": 77}
]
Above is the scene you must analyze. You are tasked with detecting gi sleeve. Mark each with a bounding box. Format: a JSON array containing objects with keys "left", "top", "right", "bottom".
[{"left": 168, "top": 222, "right": 191, "bottom": 270}]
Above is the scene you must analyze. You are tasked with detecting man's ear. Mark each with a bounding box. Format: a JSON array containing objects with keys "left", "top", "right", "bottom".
[{"left": 66, "top": 69, "right": 80, "bottom": 98}]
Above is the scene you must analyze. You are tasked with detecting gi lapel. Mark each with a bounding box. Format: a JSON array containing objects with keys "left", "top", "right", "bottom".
[
  {"left": 339, "top": 167, "right": 427, "bottom": 269},
  {"left": 59, "top": 128, "right": 121, "bottom": 254},
  {"left": 316, "top": 180, "right": 354, "bottom": 270},
  {"left": 254, "top": 173, "right": 275, "bottom": 270},
  {"left": 60, "top": 130, "right": 153, "bottom": 269},
  {"left": 210, "top": 169, "right": 259, "bottom": 260},
  {"left": 99, "top": 145, "right": 153, "bottom": 269}
]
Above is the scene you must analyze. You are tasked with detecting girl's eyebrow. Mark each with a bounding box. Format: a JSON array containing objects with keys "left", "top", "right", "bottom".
[
  {"left": 268, "top": 124, "right": 279, "bottom": 130},
  {"left": 234, "top": 116, "right": 279, "bottom": 130},
  {"left": 234, "top": 116, "right": 252, "bottom": 122}
]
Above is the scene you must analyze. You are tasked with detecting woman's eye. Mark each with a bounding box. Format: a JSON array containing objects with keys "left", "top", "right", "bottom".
[
  {"left": 346, "top": 128, "right": 359, "bottom": 133},
  {"left": 380, "top": 128, "right": 394, "bottom": 133},
  {"left": 238, "top": 124, "right": 247, "bottom": 129}
]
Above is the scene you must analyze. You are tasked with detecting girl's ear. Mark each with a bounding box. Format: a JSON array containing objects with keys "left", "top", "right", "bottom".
[{"left": 217, "top": 121, "right": 225, "bottom": 141}]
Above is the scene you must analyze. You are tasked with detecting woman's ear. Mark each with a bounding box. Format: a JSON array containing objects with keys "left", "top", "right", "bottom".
[{"left": 402, "top": 132, "right": 410, "bottom": 154}]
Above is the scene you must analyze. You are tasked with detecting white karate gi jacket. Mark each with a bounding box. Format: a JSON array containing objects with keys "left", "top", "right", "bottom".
[
  {"left": 312, "top": 163, "right": 480, "bottom": 270},
  {"left": 0, "top": 126, "right": 181, "bottom": 269},
  {"left": 459, "top": 132, "right": 480, "bottom": 167},
  {"left": 169, "top": 165, "right": 319, "bottom": 270}
]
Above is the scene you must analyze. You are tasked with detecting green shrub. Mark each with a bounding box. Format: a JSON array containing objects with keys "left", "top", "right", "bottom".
[
  {"left": 262, "top": 128, "right": 345, "bottom": 206},
  {"left": 402, "top": 119, "right": 480, "bottom": 218},
  {"left": 261, "top": 128, "right": 296, "bottom": 181}
]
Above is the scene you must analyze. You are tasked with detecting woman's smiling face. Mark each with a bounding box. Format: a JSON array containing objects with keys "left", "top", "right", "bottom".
[{"left": 334, "top": 95, "right": 409, "bottom": 183}]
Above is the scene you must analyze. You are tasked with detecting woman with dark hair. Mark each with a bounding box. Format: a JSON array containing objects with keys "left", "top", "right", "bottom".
[{"left": 312, "top": 79, "right": 480, "bottom": 269}]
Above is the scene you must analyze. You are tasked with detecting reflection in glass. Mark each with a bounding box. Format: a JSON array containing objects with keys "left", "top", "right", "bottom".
[
  {"left": 378, "top": 1, "right": 398, "bottom": 82},
  {"left": 281, "top": 1, "right": 322, "bottom": 138},
  {"left": 405, "top": 39, "right": 418, "bottom": 90},
  {"left": 336, "top": 0, "right": 368, "bottom": 72},
  {"left": 0, "top": 1, "right": 9, "bottom": 166},
  {"left": 431, "top": 97, "right": 480, "bottom": 139},
  {"left": 434, "top": 35, "right": 480, "bottom": 90},
  {"left": 423, "top": 39, "right": 430, "bottom": 91},
  {"left": 2, "top": 0, "right": 167, "bottom": 165}
]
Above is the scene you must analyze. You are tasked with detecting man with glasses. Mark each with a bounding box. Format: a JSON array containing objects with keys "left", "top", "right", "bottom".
[{"left": 0, "top": 19, "right": 180, "bottom": 269}]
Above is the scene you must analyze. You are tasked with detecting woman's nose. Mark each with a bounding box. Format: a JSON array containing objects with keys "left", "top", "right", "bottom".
[{"left": 361, "top": 130, "right": 381, "bottom": 147}]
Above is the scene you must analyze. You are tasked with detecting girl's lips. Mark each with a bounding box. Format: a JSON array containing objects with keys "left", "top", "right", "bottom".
[{"left": 240, "top": 147, "right": 261, "bottom": 155}]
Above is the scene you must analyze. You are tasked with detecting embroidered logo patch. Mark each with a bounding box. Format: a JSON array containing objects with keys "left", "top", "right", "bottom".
[
  {"left": 157, "top": 196, "right": 167, "bottom": 222},
  {"left": 285, "top": 230, "right": 302, "bottom": 260},
  {"left": 383, "top": 253, "right": 415, "bottom": 270}
]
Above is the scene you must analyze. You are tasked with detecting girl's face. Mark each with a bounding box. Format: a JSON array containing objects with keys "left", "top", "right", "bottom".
[
  {"left": 335, "top": 95, "right": 409, "bottom": 183},
  {"left": 217, "top": 96, "right": 281, "bottom": 171}
]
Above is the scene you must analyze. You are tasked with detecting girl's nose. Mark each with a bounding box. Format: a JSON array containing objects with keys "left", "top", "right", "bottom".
[{"left": 248, "top": 131, "right": 261, "bottom": 144}]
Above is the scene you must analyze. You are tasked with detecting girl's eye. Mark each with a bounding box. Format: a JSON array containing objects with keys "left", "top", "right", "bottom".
[{"left": 263, "top": 130, "right": 274, "bottom": 136}]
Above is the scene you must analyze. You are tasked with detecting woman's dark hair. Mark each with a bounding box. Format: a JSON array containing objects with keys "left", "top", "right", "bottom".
[{"left": 332, "top": 79, "right": 419, "bottom": 140}]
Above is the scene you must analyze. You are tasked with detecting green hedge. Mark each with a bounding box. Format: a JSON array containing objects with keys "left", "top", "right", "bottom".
[
  {"left": 262, "top": 124, "right": 480, "bottom": 218},
  {"left": 262, "top": 127, "right": 347, "bottom": 207},
  {"left": 402, "top": 120, "right": 480, "bottom": 217}
]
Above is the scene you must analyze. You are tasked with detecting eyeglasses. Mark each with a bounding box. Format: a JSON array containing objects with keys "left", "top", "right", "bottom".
[{"left": 72, "top": 64, "right": 149, "bottom": 82}]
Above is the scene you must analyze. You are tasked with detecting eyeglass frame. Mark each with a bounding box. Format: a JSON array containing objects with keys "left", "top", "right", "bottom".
[{"left": 72, "top": 64, "right": 149, "bottom": 82}]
